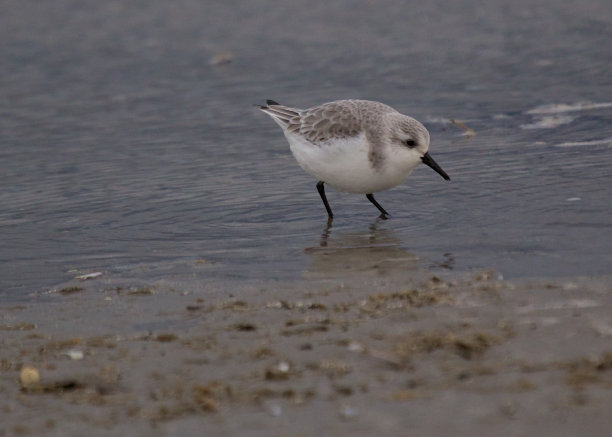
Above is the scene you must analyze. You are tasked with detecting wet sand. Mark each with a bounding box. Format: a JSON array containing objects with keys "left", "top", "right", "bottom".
[{"left": 2, "top": 264, "right": 611, "bottom": 436}]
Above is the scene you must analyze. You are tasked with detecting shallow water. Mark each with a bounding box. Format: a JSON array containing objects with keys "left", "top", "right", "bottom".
[{"left": 1, "top": 0, "right": 611, "bottom": 296}]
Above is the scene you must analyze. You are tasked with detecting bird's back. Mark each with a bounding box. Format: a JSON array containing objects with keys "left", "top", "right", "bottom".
[{"left": 259, "top": 99, "right": 397, "bottom": 145}]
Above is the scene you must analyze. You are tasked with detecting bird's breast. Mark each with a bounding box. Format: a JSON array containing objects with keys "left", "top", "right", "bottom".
[{"left": 286, "top": 133, "right": 409, "bottom": 193}]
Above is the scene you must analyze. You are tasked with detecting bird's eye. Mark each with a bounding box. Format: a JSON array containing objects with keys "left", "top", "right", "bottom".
[{"left": 405, "top": 139, "right": 416, "bottom": 148}]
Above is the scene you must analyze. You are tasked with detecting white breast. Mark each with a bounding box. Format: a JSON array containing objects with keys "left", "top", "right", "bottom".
[{"left": 285, "top": 132, "right": 413, "bottom": 194}]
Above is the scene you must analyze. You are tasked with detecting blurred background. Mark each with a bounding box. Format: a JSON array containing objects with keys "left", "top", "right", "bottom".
[{"left": 1, "top": 0, "right": 611, "bottom": 297}]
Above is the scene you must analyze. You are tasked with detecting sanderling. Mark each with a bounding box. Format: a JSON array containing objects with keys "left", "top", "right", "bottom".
[{"left": 258, "top": 99, "right": 450, "bottom": 219}]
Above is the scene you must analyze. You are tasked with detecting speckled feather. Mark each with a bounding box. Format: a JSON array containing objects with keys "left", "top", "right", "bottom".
[{"left": 260, "top": 99, "right": 397, "bottom": 145}]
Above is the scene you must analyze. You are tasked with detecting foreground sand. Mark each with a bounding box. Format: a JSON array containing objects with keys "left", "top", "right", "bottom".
[{"left": 2, "top": 257, "right": 612, "bottom": 436}]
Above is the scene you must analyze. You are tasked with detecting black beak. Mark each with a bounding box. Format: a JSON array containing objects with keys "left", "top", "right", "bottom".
[{"left": 421, "top": 152, "right": 450, "bottom": 180}]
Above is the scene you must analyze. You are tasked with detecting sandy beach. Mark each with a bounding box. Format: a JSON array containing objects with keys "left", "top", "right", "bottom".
[{"left": 2, "top": 265, "right": 611, "bottom": 436}]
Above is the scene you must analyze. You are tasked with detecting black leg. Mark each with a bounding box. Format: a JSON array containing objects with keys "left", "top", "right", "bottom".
[
  {"left": 316, "top": 181, "right": 333, "bottom": 219},
  {"left": 366, "top": 193, "right": 390, "bottom": 219}
]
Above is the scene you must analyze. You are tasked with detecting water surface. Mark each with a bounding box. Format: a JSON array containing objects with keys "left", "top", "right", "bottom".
[{"left": 1, "top": 0, "right": 611, "bottom": 296}]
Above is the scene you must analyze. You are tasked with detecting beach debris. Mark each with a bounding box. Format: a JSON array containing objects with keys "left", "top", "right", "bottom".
[
  {"left": 193, "top": 381, "right": 232, "bottom": 412},
  {"left": 319, "top": 359, "right": 352, "bottom": 377},
  {"left": 564, "top": 352, "right": 612, "bottom": 389},
  {"left": 449, "top": 118, "right": 475, "bottom": 137},
  {"left": 155, "top": 333, "right": 178, "bottom": 342},
  {"left": 74, "top": 272, "right": 102, "bottom": 280},
  {"left": 127, "top": 287, "right": 154, "bottom": 295},
  {"left": 265, "top": 360, "right": 291, "bottom": 380},
  {"left": 19, "top": 364, "right": 83, "bottom": 394},
  {"left": 193, "top": 390, "right": 219, "bottom": 412},
  {"left": 231, "top": 322, "right": 257, "bottom": 331},
  {"left": 276, "top": 361, "right": 290, "bottom": 372},
  {"left": 474, "top": 270, "right": 499, "bottom": 281},
  {"left": 210, "top": 51, "right": 234, "bottom": 66},
  {"left": 368, "top": 288, "right": 451, "bottom": 308},
  {"left": 266, "top": 300, "right": 292, "bottom": 309},
  {"left": 391, "top": 390, "right": 421, "bottom": 401},
  {"left": 58, "top": 286, "right": 84, "bottom": 295},
  {"left": 65, "top": 349, "right": 84, "bottom": 360}
]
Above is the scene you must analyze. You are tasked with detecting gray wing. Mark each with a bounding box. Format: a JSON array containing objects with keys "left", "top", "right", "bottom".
[
  {"left": 295, "top": 101, "right": 365, "bottom": 143},
  {"left": 259, "top": 100, "right": 367, "bottom": 144}
]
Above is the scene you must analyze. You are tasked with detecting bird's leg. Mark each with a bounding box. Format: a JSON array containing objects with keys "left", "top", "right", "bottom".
[
  {"left": 316, "top": 181, "right": 333, "bottom": 219},
  {"left": 366, "top": 193, "right": 390, "bottom": 219}
]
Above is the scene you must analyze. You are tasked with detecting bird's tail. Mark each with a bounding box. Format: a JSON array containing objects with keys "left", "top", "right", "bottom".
[{"left": 257, "top": 100, "right": 300, "bottom": 129}]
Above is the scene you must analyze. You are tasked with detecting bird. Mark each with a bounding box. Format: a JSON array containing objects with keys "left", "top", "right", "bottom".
[{"left": 257, "top": 99, "right": 450, "bottom": 220}]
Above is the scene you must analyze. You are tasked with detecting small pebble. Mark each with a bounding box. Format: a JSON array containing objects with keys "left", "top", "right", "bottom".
[
  {"left": 20, "top": 365, "right": 40, "bottom": 388},
  {"left": 65, "top": 349, "right": 84, "bottom": 360}
]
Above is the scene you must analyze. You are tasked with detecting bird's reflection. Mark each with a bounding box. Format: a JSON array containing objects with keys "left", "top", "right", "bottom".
[
  {"left": 304, "top": 219, "right": 422, "bottom": 279},
  {"left": 319, "top": 218, "right": 333, "bottom": 247}
]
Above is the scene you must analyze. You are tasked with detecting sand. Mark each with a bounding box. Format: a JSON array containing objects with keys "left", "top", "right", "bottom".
[{"left": 2, "top": 263, "right": 612, "bottom": 437}]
